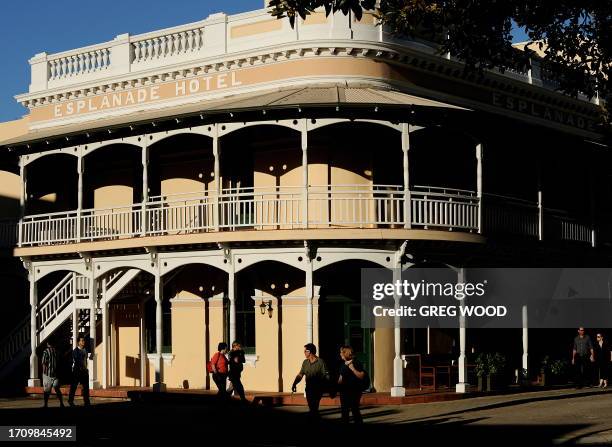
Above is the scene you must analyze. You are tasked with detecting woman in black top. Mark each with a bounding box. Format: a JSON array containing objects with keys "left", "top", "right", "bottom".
[
  {"left": 338, "top": 345, "right": 365, "bottom": 424},
  {"left": 594, "top": 333, "right": 611, "bottom": 388}
]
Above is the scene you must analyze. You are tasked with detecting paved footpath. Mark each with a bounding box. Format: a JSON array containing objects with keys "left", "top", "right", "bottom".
[{"left": 1, "top": 388, "right": 612, "bottom": 445}]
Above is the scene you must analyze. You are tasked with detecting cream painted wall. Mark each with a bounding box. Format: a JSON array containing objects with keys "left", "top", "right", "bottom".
[
  {"left": 0, "top": 117, "right": 29, "bottom": 144},
  {"left": 242, "top": 295, "right": 281, "bottom": 392},
  {"left": 373, "top": 327, "right": 394, "bottom": 392},
  {"left": 206, "top": 296, "right": 225, "bottom": 390},
  {"left": 116, "top": 325, "right": 141, "bottom": 386},
  {"left": 0, "top": 170, "right": 21, "bottom": 219},
  {"left": 94, "top": 185, "right": 133, "bottom": 208},
  {"left": 164, "top": 293, "right": 206, "bottom": 389}
]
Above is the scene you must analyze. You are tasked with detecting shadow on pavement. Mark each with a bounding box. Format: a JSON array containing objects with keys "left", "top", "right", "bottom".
[{"left": 0, "top": 394, "right": 597, "bottom": 446}]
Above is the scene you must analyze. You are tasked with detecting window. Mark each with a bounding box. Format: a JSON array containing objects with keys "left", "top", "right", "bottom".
[{"left": 235, "top": 289, "right": 255, "bottom": 354}]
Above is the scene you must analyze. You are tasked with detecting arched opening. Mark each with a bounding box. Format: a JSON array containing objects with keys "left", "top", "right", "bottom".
[
  {"left": 25, "top": 154, "right": 77, "bottom": 215},
  {"left": 220, "top": 125, "right": 301, "bottom": 230},
  {"left": 316, "top": 259, "right": 377, "bottom": 385},
  {"left": 148, "top": 133, "right": 214, "bottom": 198},
  {"left": 83, "top": 144, "right": 142, "bottom": 209},
  {"left": 155, "top": 263, "right": 227, "bottom": 389},
  {"left": 308, "top": 122, "right": 402, "bottom": 227},
  {"left": 34, "top": 269, "right": 87, "bottom": 387},
  {"left": 236, "top": 260, "right": 305, "bottom": 392},
  {"left": 409, "top": 126, "right": 476, "bottom": 192},
  {"left": 82, "top": 144, "right": 142, "bottom": 240},
  {"left": 147, "top": 133, "right": 215, "bottom": 235}
]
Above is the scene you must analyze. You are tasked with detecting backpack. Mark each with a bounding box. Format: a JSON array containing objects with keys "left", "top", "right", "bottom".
[
  {"left": 361, "top": 370, "right": 371, "bottom": 391},
  {"left": 206, "top": 352, "right": 223, "bottom": 374}
]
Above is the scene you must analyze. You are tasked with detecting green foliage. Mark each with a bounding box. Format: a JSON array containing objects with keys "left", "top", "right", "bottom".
[
  {"left": 474, "top": 352, "right": 506, "bottom": 376},
  {"left": 540, "top": 356, "right": 569, "bottom": 376},
  {"left": 267, "top": 0, "right": 611, "bottom": 104}
]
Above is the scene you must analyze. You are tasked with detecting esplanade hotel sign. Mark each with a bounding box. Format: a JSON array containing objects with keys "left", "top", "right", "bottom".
[
  {"left": 0, "top": 3, "right": 608, "bottom": 399},
  {"left": 11, "top": 8, "right": 600, "bottom": 137}
]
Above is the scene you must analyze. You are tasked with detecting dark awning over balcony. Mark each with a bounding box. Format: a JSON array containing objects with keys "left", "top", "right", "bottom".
[{"left": 1, "top": 85, "right": 468, "bottom": 148}]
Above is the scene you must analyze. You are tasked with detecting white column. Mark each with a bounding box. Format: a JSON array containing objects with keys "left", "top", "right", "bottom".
[
  {"left": 476, "top": 143, "right": 483, "bottom": 233},
  {"left": 110, "top": 303, "right": 116, "bottom": 387},
  {"left": 76, "top": 155, "right": 83, "bottom": 242},
  {"left": 301, "top": 122, "right": 309, "bottom": 228},
  {"left": 101, "top": 280, "right": 108, "bottom": 389},
  {"left": 139, "top": 298, "right": 146, "bottom": 386},
  {"left": 141, "top": 141, "right": 149, "bottom": 236},
  {"left": 228, "top": 262, "right": 236, "bottom": 343},
  {"left": 305, "top": 257, "right": 313, "bottom": 343},
  {"left": 402, "top": 123, "right": 411, "bottom": 229},
  {"left": 213, "top": 128, "right": 220, "bottom": 231},
  {"left": 589, "top": 164, "right": 596, "bottom": 248},
  {"left": 18, "top": 159, "right": 25, "bottom": 246},
  {"left": 27, "top": 270, "right": 40, "bottom": 387},
  {"left": 72, "top": 306, "right": 78, "bottom": 348},
  {"left": 522, "top": 304, "right": 528, "bottom": 375},
  {"left": 89, "top": 271, "right": 98, "bottom": 389},
  {"left": 537, "top": 162, "right": 543, "bottom": 241},
  {"left": 390, "top": 254, "right": 405, "bottom": 397},
  {"left": 456, "top": 267, "right": 469, "bottom": 393},
  {"left": 153, "top": 272, "right": 165, "bottom": 391}
]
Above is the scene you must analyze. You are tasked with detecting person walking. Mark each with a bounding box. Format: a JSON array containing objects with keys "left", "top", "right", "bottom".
[
  {"left": 228, "top": 341, "right": 247, "bottom": 402},
  {"left": 337, "top": 345, "right": 365, "bottom": 424},
  {"left": 68, "top": 336, "right": 91, "bottom": 407},
  {"left": 291, "top": 343, "right": 330, "bottom": 420},
  {"left": 594, "top": 333, "right": 611, "bottom": 388},
  {"left": 210, "top": 342, "right": 229, "bottom": 397},
  {"left": 41, "top": 339, "right": 64, "bottom": 408},
  {"left": 572, "top": 327, "right": 594, "bottom": 389}
]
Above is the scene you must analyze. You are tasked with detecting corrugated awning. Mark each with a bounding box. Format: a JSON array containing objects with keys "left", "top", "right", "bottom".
[{"left": 1, "top": 85, "right": 469, "bottom": 147}]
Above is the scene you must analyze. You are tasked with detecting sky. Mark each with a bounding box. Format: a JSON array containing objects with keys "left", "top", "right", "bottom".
[{"left": 0, "top": 1, "right": 529, "bottom": 123}]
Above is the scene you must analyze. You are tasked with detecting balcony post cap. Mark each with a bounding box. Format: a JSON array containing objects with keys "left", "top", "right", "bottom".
[
  {"left": 114, "top": 33, "right": 130, "bottom": 42},
  {"left": 206, "top": 12, "right": 228, "bottom": 22},
  {"left": 29, "top": 52, "right": 48, "bottom": 63}
]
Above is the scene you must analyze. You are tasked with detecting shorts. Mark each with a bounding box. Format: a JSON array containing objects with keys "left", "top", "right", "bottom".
[{"left": 43, "top": 374, "right": 59, "bottom": 393}]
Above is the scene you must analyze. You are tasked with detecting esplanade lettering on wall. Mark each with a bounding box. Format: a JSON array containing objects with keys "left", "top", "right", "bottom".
[
  {"left": 492, "top": 92, "right": 596, "bottom": 131},
  {"left": 52, "top": 71, "right": 243, "bottom": 118}
]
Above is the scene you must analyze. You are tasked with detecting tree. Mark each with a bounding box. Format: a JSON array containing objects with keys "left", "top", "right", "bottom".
[{"left": 268, "top": 0, "right": 610, "bottom": 106}]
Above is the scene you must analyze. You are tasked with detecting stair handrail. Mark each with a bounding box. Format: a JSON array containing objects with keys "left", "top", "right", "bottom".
[{"left": 0, "top": 315, "right": 30, "bottom": 369}]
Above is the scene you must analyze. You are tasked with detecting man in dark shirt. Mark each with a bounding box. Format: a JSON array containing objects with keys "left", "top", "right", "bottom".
[
  {"left": 572, "top": 327, "right": 595, "bottom": 388},
  {"left": 228, "top": 341, "right": 247, "bottom": 402},
  {"left": 68, "top": 336, "right": 91, "bottom": 406},
  {"left": 292, "top": 343, "right": 330, "bottom": 420}
]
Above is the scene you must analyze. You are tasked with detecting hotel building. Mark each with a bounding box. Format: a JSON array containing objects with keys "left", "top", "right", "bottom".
[{"left": 0, "top": 3, "right": 608, "bottom": 396}]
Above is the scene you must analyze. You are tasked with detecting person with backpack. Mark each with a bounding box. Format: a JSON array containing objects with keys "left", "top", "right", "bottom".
[
  {"left": 228, "top": 341, "right": 247, "bottom": 402},
  {"left": 291, "top": 343, "right": 330, "bottom": 420},
  {"left": 338, "top": 345, "right": 366, "bottom": 424},
  {"left": 209, "top": 342, "right": 229, "bottom": 397}
]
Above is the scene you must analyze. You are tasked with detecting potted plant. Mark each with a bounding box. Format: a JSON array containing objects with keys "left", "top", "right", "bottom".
[
  {"left": 487, "top": 353, "right": 506, "bottom": 391},
  {"left": 475, "top": 353, "right": 489, "bottom": 392},
  {"left": 549, "top": 359, "right": 569, "bottom": 385},
  {"left": 539, "top": 356, "right": 551, "bottom": 386}
]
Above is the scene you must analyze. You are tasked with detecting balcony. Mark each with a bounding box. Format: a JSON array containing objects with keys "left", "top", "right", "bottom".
[
  {"left": 17, "top": 184, "right": 596, "bottom": 248},
  {"left": 19, "top": 185, "right": 477, "bottom": 246}
]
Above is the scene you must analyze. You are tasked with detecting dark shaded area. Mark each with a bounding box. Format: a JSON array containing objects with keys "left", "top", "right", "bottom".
[{"left": 0, "top": 392, "right": 597, "bottom": 446}]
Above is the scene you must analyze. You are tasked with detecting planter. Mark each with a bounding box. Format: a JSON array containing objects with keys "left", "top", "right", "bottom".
[
  {"left": 539, "top": 372, "right": 547, "bottom": 386},
  {"left": 486, "top": 374, "right": 502, "bottom": 391},
  {"left": 477, "top": 376, "right": 485, "bottom": 392}
]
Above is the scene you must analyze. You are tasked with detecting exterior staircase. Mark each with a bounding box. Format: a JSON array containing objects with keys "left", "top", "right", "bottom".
[{"left": 0, "top": 268, "right": 142, "bottom": 383}]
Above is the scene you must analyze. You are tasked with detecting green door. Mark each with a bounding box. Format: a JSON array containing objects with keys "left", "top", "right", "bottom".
[{"left": 319, "top": 295, "right": 372, "bottom": 379}]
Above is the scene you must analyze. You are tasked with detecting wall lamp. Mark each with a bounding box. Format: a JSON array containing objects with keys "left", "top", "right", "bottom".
[{"left": 259, "top": 300, "right": 273, "bottom": 318}]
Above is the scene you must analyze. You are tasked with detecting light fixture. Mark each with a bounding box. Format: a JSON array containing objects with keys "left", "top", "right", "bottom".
[{"left": 259, "top": 300, "right": 273, "bottom": 318}]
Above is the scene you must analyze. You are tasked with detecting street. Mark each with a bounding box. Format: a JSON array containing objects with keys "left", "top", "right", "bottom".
[{"left": 1, "top": 388, "right": 612, "bottom": 445}]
